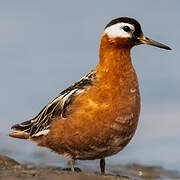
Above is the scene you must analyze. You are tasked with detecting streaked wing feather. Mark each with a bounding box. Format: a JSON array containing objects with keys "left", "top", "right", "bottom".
[{"left": 11, "top": 71, "right": 96, "bottom": 137}]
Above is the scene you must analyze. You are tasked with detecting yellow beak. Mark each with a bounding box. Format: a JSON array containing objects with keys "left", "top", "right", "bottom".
[{"left": 138, "top": 35, "right": 171, "bottom": 50}]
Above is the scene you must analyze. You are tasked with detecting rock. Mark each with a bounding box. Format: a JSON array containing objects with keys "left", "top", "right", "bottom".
[
  {"left": 0, "top": 155, "right": 20, "bottom": 167},
  {"left": 0, "top": 155, "right": 130, "bottom": 180},
  {"left": 0, "top": 155, "right": 179, "bottom": 180}
]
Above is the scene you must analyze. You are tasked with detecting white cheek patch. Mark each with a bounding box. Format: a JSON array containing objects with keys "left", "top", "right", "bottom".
[{"left": 104, "top": 23, "right": 135, "bottom": 38}]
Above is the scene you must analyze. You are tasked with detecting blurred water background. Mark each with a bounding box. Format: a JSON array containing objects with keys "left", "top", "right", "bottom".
[{"left": 0, "top": 0, "right": 179, "bottom": 172}]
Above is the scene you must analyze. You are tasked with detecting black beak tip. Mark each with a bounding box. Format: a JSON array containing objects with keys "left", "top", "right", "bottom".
[{"left": 166, "top": 46, "right": 172, "bottom": 50}]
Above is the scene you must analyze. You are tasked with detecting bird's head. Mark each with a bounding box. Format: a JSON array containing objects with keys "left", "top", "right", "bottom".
[{"left": 103, "top": 17, "right": 171, "bottom": 50}]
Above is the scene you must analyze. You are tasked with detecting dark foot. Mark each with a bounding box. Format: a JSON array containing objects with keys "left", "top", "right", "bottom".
[
  {"left": 116, "top": 174, "right": 131, "bottom": 179},
  {"left": 62, "top": 167, "right": 82, "bottom": 172}
]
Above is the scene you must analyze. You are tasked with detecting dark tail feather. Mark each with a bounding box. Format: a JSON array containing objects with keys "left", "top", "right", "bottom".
[
  {"left": 11, "top": 120, "right": 32, "bottom": 131},
  {"left": 9, "top": 120, "right": 32, "bottom": 139}
]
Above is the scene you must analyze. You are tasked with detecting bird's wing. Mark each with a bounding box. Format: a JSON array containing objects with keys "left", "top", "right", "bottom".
[{"left": 11, "top": 71, "right": 96, "bottom": 137}]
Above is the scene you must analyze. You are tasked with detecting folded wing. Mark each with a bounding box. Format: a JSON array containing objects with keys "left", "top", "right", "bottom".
[{"left": 9, "top": 71, "right": 96, "bottom": 139}]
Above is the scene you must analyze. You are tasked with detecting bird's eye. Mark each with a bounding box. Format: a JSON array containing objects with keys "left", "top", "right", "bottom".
[{"left": 123, "top": 26, "right": 131, "bottom": 32}]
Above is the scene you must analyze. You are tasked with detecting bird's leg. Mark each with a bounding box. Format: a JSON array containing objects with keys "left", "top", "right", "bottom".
[
  {"left": 69, "top": 159, "right": 75, "bottom": 172},
  {"left": 100, "top": 158, "right": 105, "bottom": 174}
]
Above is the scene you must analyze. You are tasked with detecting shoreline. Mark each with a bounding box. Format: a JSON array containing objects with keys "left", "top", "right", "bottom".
[{"left": 0, "top": 155, "right": 179, "bottom": 180}]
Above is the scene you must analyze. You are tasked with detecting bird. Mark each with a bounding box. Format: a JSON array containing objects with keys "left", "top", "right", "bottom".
[{"left": 9, "top": 17, "right": 171, "bottom": 174}]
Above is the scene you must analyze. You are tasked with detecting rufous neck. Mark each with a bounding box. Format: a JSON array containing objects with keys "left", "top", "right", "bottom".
[{"left": 96, "top": 34, "right": 132, "bottom": 74}]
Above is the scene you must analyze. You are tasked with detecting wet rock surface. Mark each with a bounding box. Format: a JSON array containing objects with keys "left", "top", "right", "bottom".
[
  {"left": 0, "top": 155, "right": 179, "bottom": 180},
  {"left": 0, "top": 155, "right": 20, "bottom": 167}
]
